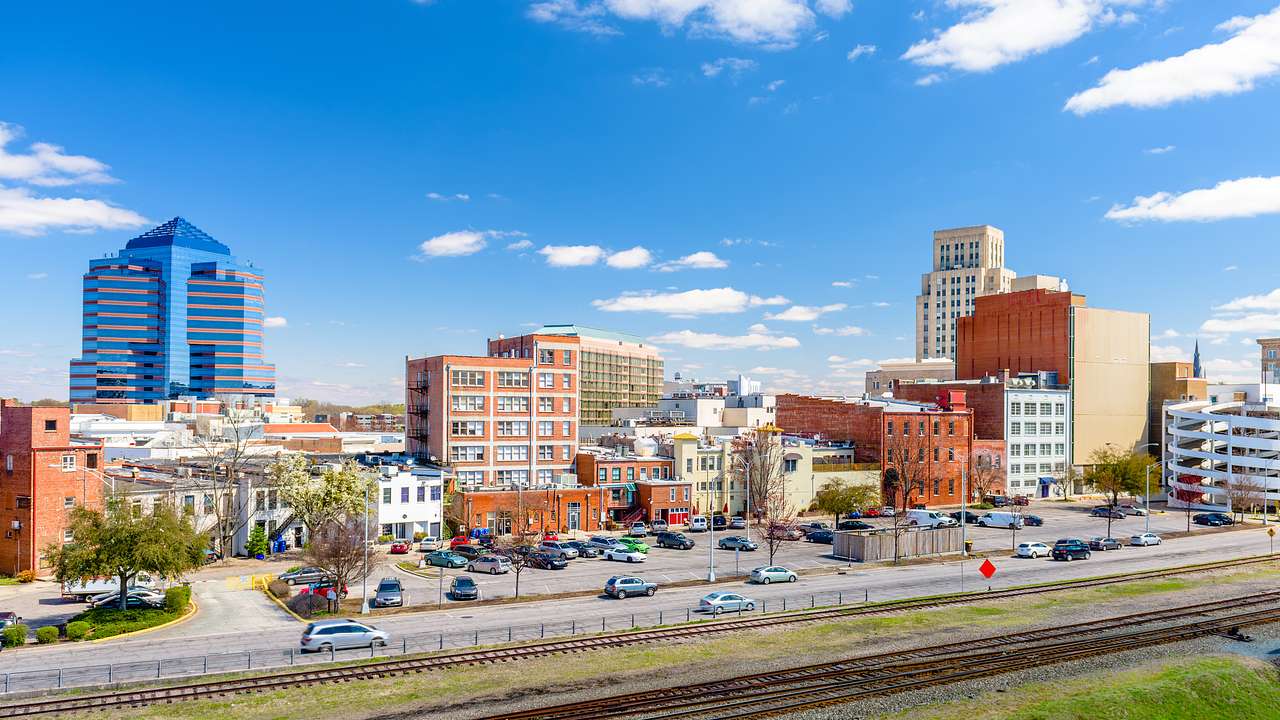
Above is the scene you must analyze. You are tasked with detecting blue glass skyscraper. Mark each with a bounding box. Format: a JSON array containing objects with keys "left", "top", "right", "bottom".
[{"left": 70, "top": 217, "right": 276, "bottom": 403}]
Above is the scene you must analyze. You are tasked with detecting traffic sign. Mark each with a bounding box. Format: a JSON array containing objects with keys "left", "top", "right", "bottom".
[
  {"left": 979, "top": 559, "right": 997, "bottom": 579},
  {"left": 1268, "top": 528, "right": 1275, "bottom": 537}
]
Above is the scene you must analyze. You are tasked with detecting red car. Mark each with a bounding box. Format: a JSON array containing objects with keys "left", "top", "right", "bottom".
[
  {"left": 861, "top": 507, "right": 882, "bottom": 517},
  {"left": 449, "top": 535, "right": 470, "bottom": 549},
  {"left": 389, "top": 541, "right": 410, "bottom": 554},
  {"left": 542, "top": 530, "right": 560, "bottom": 541},
  {"left": 299, "top": 580, "right": 348, "bottom": 599}
]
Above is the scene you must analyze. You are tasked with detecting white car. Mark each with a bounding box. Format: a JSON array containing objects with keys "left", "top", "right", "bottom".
[
  {"left": 1130, "top": 532, "right": 1162, "bottom": 547},
  {"left": 628, "top": 522, "right": 648, "bottom": 537},
  {"left": 699, "top": 592, "right": 756, "bottom": 615},
  {"left": 604, "top": 547, "right": 646, "bottom": 563},
  {"left": 1118, "top": 504, "right": 1148, "bottom": 516},
  {"left": 1015, "top": 542, "right": 1051, "bottom": 558}
]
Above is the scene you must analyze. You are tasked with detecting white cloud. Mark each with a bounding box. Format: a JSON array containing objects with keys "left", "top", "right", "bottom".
[
  {"left": 506, "top": 239, "right": 534, "bottom": 251},
  {"left": 656, "top": 250, "right": 729, "bottom": 271},
  {"left": 831, "top": 280, "right": 853, "bottom": 287},
  {"left": 813, "top": 324, "right": 868, "bottom": 336},
  {"left": 632, "top": 69, "right": 670, "bottom": 87},
  {"left": 846, "top": 43, "right": 876, "bottom": 61},
  {"left": 0, "top": 122, "right": 117, "bottom": 186},
  {"left": 264, "top": 316, "right": 288, "bottom": 328},
  {"left": 425, "top": 192, "right": 470, "bottom": 201},
  {"left": 418, "top": 230, "right": 497, "bottom": 258},
  {"left": 540, "top": 244, "right": 607, "bottom": 267},
  {"left": 827, "top": 354, "right": 847, "bottom": 362},
  {"left": 1149, "top": 343, "right": 1187, "bottom": 362},
  {"left": 336, "top": 361, "right": 366, "bottom": 368},
  {"left": 648, "top": 329, "right": 801, "bottom": 351},
  {"left": 747, "top": 322, "right": 771, "bottom": 334},
  {"left": 1144, "top": 145, "right": 1176, "bottom": 154},
  {"left": 766, "top": 79, "right": 786, "bottom": 91},
  {"left": 600, "top": 0, "right": 824, "bottom": 46},
  {"left": 1201, "top": 314, "right": 1280, "bottom": 334},
  {"left": 915, "top": 73, "right": 943, "bottom": 86},
  {"left": 0, "top": 185, "right": 148, "bottom": 237},
  {"left": 702, "top": 57, "right": 758, "bottom": 78},
  {"left": 1106, "top": 176, "right": 1280, "bottom": 223},
  {"left": 526, "top": 0, "right": 621, "bottom": 36},
  {"left": 872, "top": 301, "right": 890, "bottom": 307},
  {"left": 766, "top": 303, "right": 846, "bottom": 322},
  {"left": 902, "top": 0, "right": 1114, "bottom": 74},
  {"left": 26, "top": 272, "right": 47, "bottom": 280},
  {"left": 815, "top": 0, "right": 851, "bottom": 17},
  {"left": 1065, "top": 6, "right": 1280, "bottom": 114},
  {"left": 1215, "top": 288, "right": 1280, "bottom": 312},
  {"left": 1203, "top": 357, "right": 1259, "bottom": 373},
  {"left": 593, "top": 287, "right": 787, "bottom": 315},
  {"left": 606, "top": 245, "right": 654, "bottom": 269},
  {"left": 1224, "top": 265, "right": 1239, "bottom": 272},
  {"left": 1157, "top": 328, "right": 1181, "bottom": 338}
]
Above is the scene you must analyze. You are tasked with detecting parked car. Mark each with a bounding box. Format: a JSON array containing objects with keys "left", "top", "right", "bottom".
[
  {"left": 468, "top": 555, "right": 512, "bottom": 575},
  {"left": 300, "top": 619, "right": 388, "bottom": 653},
  {"left": 699, "top": 592, "right": 757, "bottom": 615},
  {"left": 89, "top": 584, "right": 151, "bottom": 606},
  {"left": 880, "top": 506, "right": 897, "bottom": 517},
  {"left": 628, "top": 522, "right": 648, "bottom": 537},
  {"left": 528, "top": 552, "right": 568, "bottom": 570},
  {"left": 91, "top": 590, "right": 165, "bottom": 610},
  {"left": 1023, "top": 514, "right": 1044, "bottom": 527},
  {"left": 806, "top": 530, "right": 835, "bottom": 544},
  {"left": 299, "top": 579, "right": 348, "bottom": 598},
  {"left": 425, "top": 550, "right": 468, "bottom": 568},
  {"left": 977, "top": 512, "right": 1023, "bottom": 529},
  {"left": 650, "top": 520, "right": 669, "bottom": 534},
  {"left": 718, "top": 536, "right": 758, "bottom": 551},
  {"left": 655, "top": 531, "right": 695, "bottom": 550},
  {"left": 539, "top": 541, "right": 580, "bottom": 560},
  {"left": 949, "top": 510, "right": 983, "bottom": 524},
  {"left": 371, "top": 578, "right": 403, "bottom": 608},
  {"left": 774, "top": 526, "right": 805, "bottom": 540},
  {"left": 1193, "top": 513, "right": 1232, "bottom": 526},
  {"left": 712, "top": 515, "right": 728, "bottom": 530},
  {"left": 798, "top": 522, "right": 831, "bottom": 535},
  {"left": 203, "top": 549, "right": 222, "bottom": 564},
  {"left": 1090, "top": 507, "right": 1126, "bottom": 519},
  {"left": 862, "top": 507, "right": 883, "bottom": 517},
  {"left": 749, "top": 566, "right": 797, "bottom": 584},
  {"left": 906, "top": 509, "right": 959, "bottom": 528},
  {"left": 1016, "top": 542, "right": 1051, "bottom": 558},
  {"left": 1117, "top": 504, "right": 1147, "bottom": 516},
  {"left": 1051, "top": 538, "right": 1092, "bottom": 561},
  {"left": 389, "top": 541, "right": 410, "bottom": 555},
  {"left": 452, "top": 544, "right": 486, "bottom": 561},
  {"left": 988, "top": 495, "right": 1011, "bottom": 508},
  {"left": 450, "top": 576, "right": 480, "bottom": 601},
  {"left": 1088, "top": 536, "right": 1123, "bottom": 551},
  {"left": 1011, "top": 495, "right": 1030, "bottom": 506},
  {"left": 279, "top": 566, "right": 330, "bottom": 586},
  {"left": 1130, "top": 532, "right": 1162, "bottom": 547},
  {"left": 604, "top": 575, "right": 656, "bottom": 599},
  {"left": 616, "top": 537, "right": 650, "bottom": 554},
  {"left": 0, "top": 611, "right": 21, "bottom": 629},
  {"left": 837, "top": 520, "right": 874, "bottom": 531},
  {"left": 448, "top": 535, "right": 471, "bottom": 549},
  {"left": 729, "top": 516, "right": 747, "bottom": 529},
  {"left": 541, "top": 530, "right": 560, "bottom": 542},
  {"left": 587, "top": 535, "right": 626, "bottom": 551},
  {"left": 417, "top": 538, "right": 439, "bottom": 552},
  {"left": 604, "top": 547, "right": 646, "bottom": 563},
  {"left": 1204, "top": 512, "right": 1234, "bottom": 525},
  {"left": 563, "top": 540, "right": 601, "bottom": 558},
  {"left": 688, "top": 515, "right": 709, "bottom": 532}
]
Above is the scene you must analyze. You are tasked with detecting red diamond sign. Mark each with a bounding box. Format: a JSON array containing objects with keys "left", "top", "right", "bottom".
[{"left": 978, "top": 559, "right": 997, "bottom": 579}]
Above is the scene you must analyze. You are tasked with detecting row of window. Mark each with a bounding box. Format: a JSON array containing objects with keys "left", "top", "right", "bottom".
[
  {"left": 1009, "top": 443, "right": 1066, "bottom": 458},
  {"left": 596, "top": 466, "right": 672, "bottom": 482},
  {"left": 446, "top": 370, "right": 536, "bottom": 388},
  {"left": 449, "top": 420, "right": 573, "bottom": 437},
  {"left": 887, "top": 447, "right": 960, "bottom": 463},
  {"left": 537, "top": 349, "right": 573, "bottom": 366},
  {"left": 1009, "top": 422, "right": 1065, "bottom": 436},
  {"left": 380, "top": 484, "right": 443, "bottom": 504},
  {"left": 1009, "top": 462, "right": 1066, "bottom": 477},
  {"left": 886, "top": 419, "right": 959, "bottom": 436},
  {"left": 1010, "top": 402, "right": 1066, "bottom": 416},
  {"left": 456, "top": 469, "right": 560, "bottom": 485},
  {"left": 6, "top": 452, "right": 102, "bottom": 473},
  {"left": 448, "top": 444, "right": 574, "bottom": 462},
  {"left": 683, "top": 455, "right": 725, "bottom": 473},
  {"left": 449, "top": 395, "right": 574, "bottom": 413}
]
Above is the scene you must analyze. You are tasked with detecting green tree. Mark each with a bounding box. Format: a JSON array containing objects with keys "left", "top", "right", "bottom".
[
  {"left": 43, "top": 501, "right": 206, "bottom": 610},
  {"left": 814, "top": 478, "right": 880, "bottom": 527},
  {"left": 269, "top": 456, "right": 376, "bottom": 541},
  {"left": 1085, "top": 446, "right": 1156, "bottom": 537},
  {"left": 245, "top": 525, "right": 269, "bottom": 557}
]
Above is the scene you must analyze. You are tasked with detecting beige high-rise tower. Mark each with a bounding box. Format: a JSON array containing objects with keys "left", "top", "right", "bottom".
[{"left": 914, "top": 225, "right": 1016, "bottom": 360}]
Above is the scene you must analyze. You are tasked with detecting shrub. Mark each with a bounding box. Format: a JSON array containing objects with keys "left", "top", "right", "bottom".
[
  {"left": 412, "top": 531, "right": 425, "bottom": 541},
  {"left": 35, "top": 626, "right": 58, "bottom": 644},
  {"left": 377, "top": 534, "right": 394, "bottom": 544},
  {"left": 70, "top": 608, "right": 178, "bottom": 639},
  {"left": 66, "top": 621, "right": 90, "bottom": 641},
  {"left": 246, "top": 525, "right": 269, "bottom": 557},
  {"left": 1, "top": 624, "right": 28, "bottom": 648},
  {"left": 164, "top": 585, "right": 192, "bottom": 614},
  {"left": 267, "top": 579, "right": 292, "bottom": 599},
  {"left": 16, "top": 570, "right": 36, "bottom": 583},
  {"left": 287, "top": 593, "right": 328, "bottom": 618}
]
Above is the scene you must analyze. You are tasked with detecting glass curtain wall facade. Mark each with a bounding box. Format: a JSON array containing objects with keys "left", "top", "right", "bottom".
[{"left": 70, "top": 217, "right": 275, "bottom": 403}]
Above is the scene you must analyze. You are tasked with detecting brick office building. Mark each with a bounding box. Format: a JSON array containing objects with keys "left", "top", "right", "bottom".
[
  {"left": 777, "top": 393, "right": 977, "bottom": 507},
  {"left": 0, "top": 401, "right": 105, "bottom": 575}
]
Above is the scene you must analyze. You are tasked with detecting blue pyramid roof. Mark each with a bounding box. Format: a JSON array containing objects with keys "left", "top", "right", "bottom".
[{"left": 125, "top": 217, "right": 230, "bottom": 254}]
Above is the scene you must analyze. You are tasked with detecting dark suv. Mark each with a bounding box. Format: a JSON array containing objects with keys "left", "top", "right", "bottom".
[
  {"left": 1193, "top": 512, "right": 1233, "bottom": 526},
  {"left": 1052, "top": 538, "right": 1092, "bottom": 561},
  {"left": 528, "top": 552, "right": 567, "bottom": 570},
  {"left": 655, "top": 531, "right": 695, "bottom": 549}
]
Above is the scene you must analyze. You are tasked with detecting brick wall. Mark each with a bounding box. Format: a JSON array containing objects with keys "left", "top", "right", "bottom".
[
  {"left": 776, "top": 395, "right": 884, "bottom": 462},
  {"left": 893, "top": 382, "right": 1006, "bottom": 440},
  {"left": 956, "top": 289, "right": 1077, "bottom": 382}
]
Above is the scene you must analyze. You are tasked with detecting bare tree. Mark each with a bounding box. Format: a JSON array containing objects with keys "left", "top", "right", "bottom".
[
  {"left": 881, "top": 417, "right": 943, "bottom": 564},
  {"left": 489, "top": 491, "right": 550, "bottom": 598},
  {"left": 306, "top": 514, "right": 373, "bottom": 603},
  {"left": 1225, "top": 477, "right": 1265, "bottom": 523},
  {"left": 190, "top": 416, "right": 258, "bottom": 558},
  {"left": 970, "top": 449, "right": 1005, "bottom": 502},
  {"left": 761, "top": 478, "right": 795, "bottom": 565},
  {"left": 733, "top": 433, "right": 784, "bottom": 526}
]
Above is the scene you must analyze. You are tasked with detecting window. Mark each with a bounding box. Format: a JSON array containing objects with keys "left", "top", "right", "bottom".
[
  {"left": 64, "top": 496, "right": 76, "bottom": 509},
  {"left": 627, "top": 467, "right": 635, "bottom": 481},
  {"left": 450, "top": 445, "right": 485, "bottom": 462},
  {"left": 933, "top": 421, "right": 940, "bottom": 436},
  {"left": 86, "top": 454, "right": 98, "bottom": 470},
  {"left": 538, "top": 421, "right": 553, "bottom": 436},
  {"left": 562, "top": 374, "right": 571, "bottom": 389},
  {"left": 400, "top": 487, "right": 410, "bottom": 503},
  {"left": 4, "top": 455, "right": 10, "bottom": 473},
  {"left": 44, "top": 419, "right": 57, "bottom": 431},
  {"left": 933, "top": 479, "right": 940, "bottom": 495},
  {"left": 669, "top": 487, "right": 676, "bottom": 501},
  {"left": 430, "top": 486, "right": 441, "bottom": 501},
  {"left": 561, "top": 445, "right": 570, "bottom": 460},
  {"left": 1010, "top": 463, "right": 1021, "bottom": 474},
  {"left": 1010, "top": 402, "right": 1021, "bottom": 416},
  {"left": 1010, "top": 444, "right": 1022, "bottom": 457},
  {"left": 948, "top": 421, "right": 955, "bottom": 436},
  {"left": 948, "top": 448, "right": 955, "bottom": 461},
  {"left": 1010, "top": 422, "right": 1021, "bottom": 436},
  {"left": 1024, "top": 444, "right": 1037, "bottom": 457},
  {"left": 886, "top": 421, "right": 894, "bottom": 435},
  {"left": 917, "top": 448, "right": 925, "bottom": 462},
  {"left": 539, "top": 349, "right": 555, "bottom": 364},
  {"left": 382, "top": 488, "right": 392, "bottom": 504},
  {"left": 452, "top": 395, "right": 485, "bottom": 411},
  {"left": 1054, "top": 403, "right": 1065, "bottom": 416},
  {"left": 686, "top": 458, "right": 693, "bottom": 473},
  {"left": 1055, "top": 443, "right": 1066, "bottom": 455},
  {"left": 783, "top": 459, "right": 797, "bottom": 473},
  {"left": 948, "top": 477, "right": 955, "bottom": 494},
  {"left": 457, "top": 471, "right": 484, "bottom": 485},
  {"left": 1039, "top": 403, "right": 1052, "bottom": 415},
  {"left": 496, "top": 396, "right": 526, "bottom": 412},
  {"left": 537, "top": 469, "right": 554, "bottom": 484},
  {"left": 203, "top": 493, "right": 214, "bottom": 514},
  {"left": 451, "top": 421, "right": 484, "bottom": 437},
  {"left": 1039, "top": 422, "right": 1052, "bottom": 435},
  {"left": 63, "top": 529, "right": 74, "bottom": 543},
  {"left": 497, "top": 371, "right": 528, "bottom": 387},
  {"left": 541, "top": 446, "right": 555, "bottom": 460},
  {"left": 496, "top": 445, "right": 529, "bottom": 461},
  {"left": 539, "top": 373, "right": 553, "bottom": 388},
  {"left": 562, "top": 398, "right": 571, "bottom": 413},
  {"left": 61, "top": 454, "right": 76, "bottom": 471},
  {"left": 451, "top": 370, "right": 485, "bottom": 387},
  {"left": 539, "top": 397, "right": 553, "bottom": 412},
  {"left": 918, "top": 421, "right": 926, "bottom": 435},
  {"left": 683, "top": 487, "right": 689, "bottom": 501},
  {"left": 496, "top": 470, "right": 529, "bottom": 485},
  {"left": 1054, "top": 422, "right": 1065, "bottom": 435},
  {"left": 1039, "top": 462, "right": 1052, "bottom": 474},
  {"left": 1039, "top": 443, "right": 1052, "bottom": 456},
  {"left": 562, "top": 421, "right": 571, "bottom": 436},
  {"left": 497, "top": 421, "right": 528, "bottom": 436},
  {"left": 933, "top": 447, "right": 940, "bottom": 461},
  {"left": 417, "top": 485, "right": 426, "bottom": 502},
  {"left": 563, "top": 350, "right": 572, "bottom": 365}
]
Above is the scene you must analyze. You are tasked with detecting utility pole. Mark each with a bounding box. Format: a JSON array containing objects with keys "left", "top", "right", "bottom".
[
  {"left": 961, "top": 466, "right": 968, "bottom": 557},
  {"left": 361, "top": 482, "right": 370, "bottom": 615}
]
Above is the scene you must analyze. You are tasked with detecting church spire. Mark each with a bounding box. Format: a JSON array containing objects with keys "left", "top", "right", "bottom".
[{"left": 1193, "top": 339, "right": 1203, "bottom": 378}]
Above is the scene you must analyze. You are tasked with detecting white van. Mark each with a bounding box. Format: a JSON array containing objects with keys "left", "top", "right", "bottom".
[
  {"left": 977, "top": 511, "right": 1024, "bottom": 529},
  {"left": 905, "top": 509, "right": 958, "bottom": 528},
  {"left": 688, "top": 515, "right": 709, "bottom": 533}
]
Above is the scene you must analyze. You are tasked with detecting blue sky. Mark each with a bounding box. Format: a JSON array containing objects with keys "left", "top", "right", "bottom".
[{"left": 3, "top": 0, "right": 1279, "bottom": 404}]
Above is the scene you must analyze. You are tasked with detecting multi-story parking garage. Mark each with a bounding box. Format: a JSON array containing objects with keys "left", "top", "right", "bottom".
[{"left": 1164, "top": 399, "right": 1280, "bottom": 513}]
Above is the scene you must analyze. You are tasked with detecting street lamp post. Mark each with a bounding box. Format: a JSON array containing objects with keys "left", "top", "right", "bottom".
[
  {"left": 361, "top": 482, "right": 370, "bottom": 615},
  {"left": 744, "top": 457, "right": 752, "bottom": 544},
  {"left": 1137, "top": 442, "right": 1160, "bottom": 534}
]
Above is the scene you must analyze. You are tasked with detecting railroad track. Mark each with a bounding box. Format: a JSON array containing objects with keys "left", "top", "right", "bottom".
[
  {"left": 3, "top": 553, "right": 1276, "bottom": 717},
  {"left": 492, "top": 599, "right": 1280, "bottom": 720}
]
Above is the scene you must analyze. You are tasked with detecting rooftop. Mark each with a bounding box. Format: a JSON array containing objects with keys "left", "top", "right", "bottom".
[
  {"left": 124, "top": 217, "right": 231, "bottom": 254},
  {"left": 533, "top": 324, "right": 647, "bottom": 345}
]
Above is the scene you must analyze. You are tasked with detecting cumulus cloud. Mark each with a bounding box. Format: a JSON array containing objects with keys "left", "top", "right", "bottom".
[
  {"left": 766, "top": 79, "right": 786, "bottom": 91},
  {"left": 26, "top": 272, "right": 48, "bottom": 280},
  {"left": 425, "top": 192, "right": 470, "bottom": 201},
  {"left": 526, "top": 0, "right": 621, "bottom": 36},
  {"left": 593, "top": 287, "right": 788, "bottom": 315},
  {"left": 0, "top": 122, "right": 118, "bottom": 186},
  {"left": 530, "top": 0, "right": 844, "bottom": 46},
  {"left": 1149, "top": 343, "right": 1187, "bottom": 362},
  {"left": 1215, "top": 288, "right": 1280, "bottom": 312},
  {"left": 766, "top": 303, "right": 846, "bottom": 322},
  {"left": 915, "top": 73, "right": 944, "bottom": 86},
  {"left": 0, "top": 186, "right": 148, "bottom": 237},
  {"left": 813, "top": 325, "right": 868, "bottom": 336},
  {"left": 846, "top": 43, "right": 876, "bottom": 61},
  {"left": 1065, "top": 6, "right": 1280, "bottom": 115},
  {"left": 507, "top": 239, "right": 534, "bottom": 251},
  {"left": 264, "top": 316, "right": 288, "bottom": 328},
  {"left": 656, "top": 251, "right": 729, "bottom": 271},
  {"left": 1144, "top": 145, "right": 1176, "bottom": 155},
  {"left": 648, "top": 329, "right": 801, "bottom": 351},
  {"left": 1201, "top": 314, "right": 1280, "bottom": 334},
  {"left": 418, "top": 230, "right": 510, "bottom": 258},
  {"left": 632, "top": 69, "right": 670, "bottom": 87},
  {"left": 540, "top": 244, "right": 608, "bottom": 267},
  {"left": 702, "top": 57, "right": 759, "bottom": 78},
  {"left": 606, "top": 245, "right": 654, "bottom": 268},
  {"left": 1105, "top": 176, "right": 1280, "bottom": 223}
]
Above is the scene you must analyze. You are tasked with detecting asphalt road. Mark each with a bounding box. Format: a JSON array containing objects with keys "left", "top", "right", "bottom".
[{"left": 0, "top": 503, "right": 1271, "bottom": 680}]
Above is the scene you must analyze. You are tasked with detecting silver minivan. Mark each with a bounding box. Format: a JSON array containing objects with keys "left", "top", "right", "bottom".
[
  {"left": 300, "top": 619, "right": 389, "bottom": 652},
  {"left": 539, "top": 541, "right": 579, "bottom": 560},
  {"left": 468, "top": 555, "right": 512, "bottom": 574}
]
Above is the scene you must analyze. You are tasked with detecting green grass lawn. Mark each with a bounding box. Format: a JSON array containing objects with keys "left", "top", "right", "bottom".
[
  {"left": 0, "top": 577, "right": 19, "bottom": 586},
  {"left": 71, "top": 605, "right": 186, "bottom": 639},
  {"left": 894, "top": 655, "right": 1280, "bottom": 720}
]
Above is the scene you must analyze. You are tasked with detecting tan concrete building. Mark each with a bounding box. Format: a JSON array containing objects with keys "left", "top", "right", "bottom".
[
  {"left": 1262, "top": 338, "right": 1280, "bottom": 386},
  {"left": 1149, "top": 361, "right": 1207, "bottom": 456},
  {"left": 866, "top": 359, "right": 955, "bottom": 396},
  {"left": 915, "top": 225, "right": 1016, "bottom": 361}
]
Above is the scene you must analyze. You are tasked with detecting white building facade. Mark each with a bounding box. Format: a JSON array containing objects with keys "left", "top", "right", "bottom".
[
  {"left": 376, "top": 465, "right": 446, "bottom": 540},
  {"left": 1165, "top": 398, "right": 1280, "bottom": 513},
  {"left": 1004, "top": 384, "right": 1072, "bottom": 497}
]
